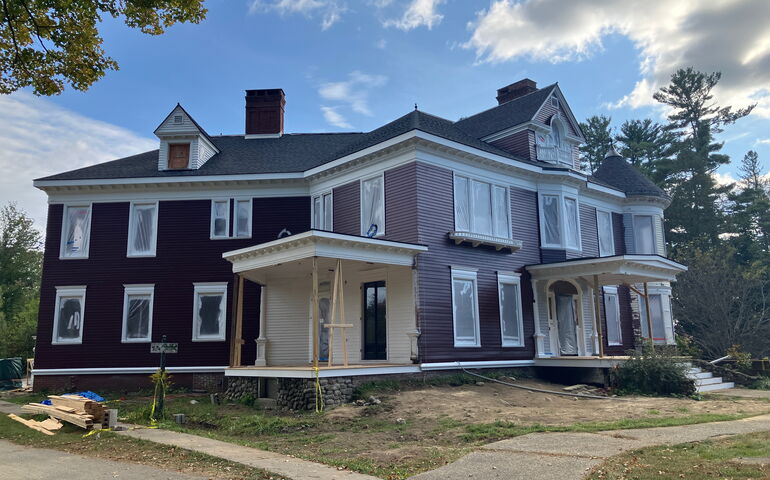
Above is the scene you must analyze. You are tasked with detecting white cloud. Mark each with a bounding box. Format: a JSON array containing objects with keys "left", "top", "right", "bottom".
[
  {"left": 756, "top": 138, "right": 770, "bottom": 145},
  {"left": 466, "top": 0, "right": 770, "bottom": 117},
  {"left": 320, "top": 106, "right": 353, "bottom": 128},
  {"left": 384, "top": 0, "right": 445, "bottom": 31},
  {"left": 713, "top": 171, "right": 738, "bottom": 186},
  {"left": 249, "top": 0, "right": 347, "bottom": 30},
  {"left": 318, "top": 71, "right": 388, "bottom": 121},
  {"left": 0, "top": 93, "right": 156, "bottom": 232},
  {"left": 375, "top": 38, "right": 387, "bottom": 49}
]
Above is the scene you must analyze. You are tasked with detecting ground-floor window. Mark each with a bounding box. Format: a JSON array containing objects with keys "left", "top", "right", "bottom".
[
  {"left": 53, "top": 286, "right": 87, "bottom": 344},
  {"left": 451, "top": 268, "right": 480, "bottom": 347},
  {"left": 192, "top": 282, "right": 228, "bottom": 341},
  {"left": 122, "top": 285, "right": 154, "bottom": 342},
  {"left": 497, "top": 273, "right": 524, "bottom": 347},
  {"left": 640, "top": 291, "right": 671, "bottom": 344},
  {"left": 603, "top": 286, "right": 622, "bottom": 346}
]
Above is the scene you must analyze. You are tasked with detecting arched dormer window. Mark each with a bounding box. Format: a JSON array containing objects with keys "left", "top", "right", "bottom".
[{"left": 551, "top": 117, "right": 564, "bottom": 148}]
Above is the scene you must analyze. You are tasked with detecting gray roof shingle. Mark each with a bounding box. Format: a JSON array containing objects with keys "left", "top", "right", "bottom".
[{"left": 591, "top": 152, "right": 668, "bottom": 199}]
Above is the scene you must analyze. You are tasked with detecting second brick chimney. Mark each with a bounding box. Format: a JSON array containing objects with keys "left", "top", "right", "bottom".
[
  {"left": 245, "top": 89, "right": 285, "bottom": 137},
  {"left": 496, "top": 79, "right": 538, "bottom": 105}
]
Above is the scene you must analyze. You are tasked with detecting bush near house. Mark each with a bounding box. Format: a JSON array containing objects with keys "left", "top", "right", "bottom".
[{"left": 611, "top": 347, "right": 696, "bottom": 397}]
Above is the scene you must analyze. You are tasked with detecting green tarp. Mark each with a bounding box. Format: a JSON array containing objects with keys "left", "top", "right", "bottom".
[{"left": 0, "top": 357, "right": 23, "bottom": 390}]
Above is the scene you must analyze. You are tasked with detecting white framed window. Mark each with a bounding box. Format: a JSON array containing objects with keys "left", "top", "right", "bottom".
[
  {"left": 454, "top": 174, "right": 510, "bottom": 238},
  {"left": 596, "top": 210, "right": 615, "bottom": 257},
  {"left": 127, "top": 202, "right": 158, "bottom": 257},
  {"left": 640, "top": 289, "right": 673, "bottom": 344},
  {"left": 312, "top": 192, "right": 333, "bottom": 230},
  {"left": 451, "top": 267, "right": 480, "bottom": 347},
  {"left": 192, "top": 282, "right": 228, "bottom": 341},
  {"left": 539, "top": 193, "right": 581, "bottom": 251},
  {"left": 497, "top": 273, "right": 524, "bottom": 347},
  {"left": 211, "top": 199, "right": 252, "bottom": 239},
  {"left": 52, "top": 286, "right": 86, "bottom": 345},
  {"left": 361, "top": 175, "right": 385, "bottom": 237},
  {"left": 121, "top": 285, "right": 154, "bottom": 343},
  {"left": 633, "top": 215, "right": 656, "bottom": 254},
  {"left": 234, "top": 199, "right": 252, "bottom": 238},
  {"left": 60, "top": 204, "right": 92, "bottom": 259},
  {"left": 603, "top": 286, "right": 622, "bottom": 346},
  {"left": 211, "top": 199, "right": 230, "bottom": 239}
]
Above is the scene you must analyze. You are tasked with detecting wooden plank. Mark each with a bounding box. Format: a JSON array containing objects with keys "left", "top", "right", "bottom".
[
  {"left": 234, "top": 275, "right": 245, "bottom": 367},
  {"left": 40, "top": 417, "right": 63, "bottom": 431},
  {"left": 327, "top": 260, "right": 340, "bottom": 368},
  {"left": 339, "top": 262, "right": 348, "bottom": 367},
  {"left": 7, "top": 414, "right": 55, "bottom": 435},
  {"left": 22, "top": 404, "right": 93, "bottom": 429},
  {"left": 54, "top": 405, "right": 77, "bottom": 414}
]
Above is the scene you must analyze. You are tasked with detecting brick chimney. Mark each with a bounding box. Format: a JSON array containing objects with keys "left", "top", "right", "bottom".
[
  {"left": 245, "top": 89, "right": 285, "bottom": 137},
  {"left": 496, "top": 79, "right": 538, "bottom": 105}
]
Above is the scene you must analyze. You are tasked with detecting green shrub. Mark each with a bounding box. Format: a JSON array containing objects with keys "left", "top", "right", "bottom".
[
  {"left": 611, "top": 347, "right": 696, "bottom": 397},
  {"left": 749, "top": 376, "right": 770, "bottom": 390}
]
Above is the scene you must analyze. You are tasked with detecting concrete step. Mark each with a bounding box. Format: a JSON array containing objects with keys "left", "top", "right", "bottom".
[
  {"left": 687, "top": 367, "right": 702, "bottom": 375},
  {"left": 696, "top": 381, "right": 735, "bottom": 393},
  {"left": 695, "top": 376, "right": 723, "bottom": 386},
  {"left": 687, "top": 371, "right": 713, "bottom": 380}
]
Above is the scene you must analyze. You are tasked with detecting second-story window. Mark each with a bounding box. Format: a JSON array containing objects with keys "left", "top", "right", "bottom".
[
  {"left": 539, "top": 193, "right": 581, "bottom": 251},
  {"left": 60, "top": 204, "right": 92, "bottom": 259},
  {"left": 312, "top": 192, "right": 333, "bottom": 230},
  {"left": 454, "top": 175, "right": 510, "bottom": 238},
  {"left": 211, "top": 199, "right": 251, "bottom": 239},
  {"left": 211, "top": 200, "right": 229, "bottom": 238},
  {"left": 234, "top": 199, "right": 252, "bottom": 238},
  {"left": 361, "top": 175, "right": 384, "bottom": 237},
  {"left": 596, "top": 210, "right": 615, "bottom": 256},
  {"left": 633, "top": 215, "right": 656, "bottom": 254},
  {"left": 127, "top": 202, "right": 158, "bottom": 257}
]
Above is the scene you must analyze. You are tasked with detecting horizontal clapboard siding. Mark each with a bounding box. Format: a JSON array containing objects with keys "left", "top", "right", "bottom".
[{"left": 332, "top": 180, "right": 360, "bottom": 236}]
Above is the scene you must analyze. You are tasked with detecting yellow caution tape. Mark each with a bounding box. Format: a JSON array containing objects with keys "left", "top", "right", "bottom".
[{"left": 314, "top": 366, "right": 324, "bottom": 413}]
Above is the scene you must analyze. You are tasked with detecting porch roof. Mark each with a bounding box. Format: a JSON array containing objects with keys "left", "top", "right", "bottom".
[
  {"left": 222, "top": 230, "right": 428, "bottom": 274},
  {"left": 526, "top": 254, "right": 687, "bottom": 285}
]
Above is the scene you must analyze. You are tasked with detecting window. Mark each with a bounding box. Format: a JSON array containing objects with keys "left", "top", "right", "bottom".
[
  {"left": 454, "top": 175, "right": 510, "bottom": 238},
  {"left": 192, "top": 282, "right": 228, "bottom": 341},
  {"left": 60, "top": 205, "right": 91, "bottom": 259},
  {"left": 168, "top": 143, "right": 190, "bottom": 169},
  {"left": 312, "top": 192, "right": 333, "bottom": 230},
  {"left": 122, "top": 285, "right": 154, "bottom": 343},
  {"left": 361, "top": 175, "right": 384, "bottom": 237},
  {"left": 451, "top": 268, "right": 480, "bottom": 347},
  {"left": 539, "top": 193, "right": 581, "bottom": 250},
  {"left": 173, "top": 115, "right": 183, "bottom": 124},
  {"left": 211, "top": 199, "right": 251, "bottom": 239},
  {"left": 634, "top": 215, "right": 656, "bottom": 254},
  {"left": 498, "top": 273, "right": 524, "bottom": 347},
  {"left": 127, "top": 202, "right": 158, "bottom": 257},
  {"left": 603, "top": 286, "right": 622, "bottom": 346},
  {"left": 596, "top": 210, "right": 615, "bottom": 256},
  {"left": 52, "top": 286, "right": 86, "bottom": 344},
  {"left": 640, "top": 292, "right": 671, "bottom": 344},
  {"left": 551, "top": 96, "right": 559, "bottom": 108}
]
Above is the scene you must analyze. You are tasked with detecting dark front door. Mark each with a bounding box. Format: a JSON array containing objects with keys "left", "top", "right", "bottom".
[{"left": 363, "top": 281, "right": 387, "bottom": 360}]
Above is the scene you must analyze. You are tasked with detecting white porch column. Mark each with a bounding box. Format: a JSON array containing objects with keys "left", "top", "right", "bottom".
[{"left": 254, "top": 285, "right": 268, "bottom": 367}]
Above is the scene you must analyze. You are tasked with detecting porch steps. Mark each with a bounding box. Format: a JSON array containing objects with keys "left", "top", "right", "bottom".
[{"left": 686, "top": 366, "right": 734, "bottom": 393}]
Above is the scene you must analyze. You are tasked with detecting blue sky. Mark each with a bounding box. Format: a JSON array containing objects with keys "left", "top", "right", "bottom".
[{"left": 2, "top": 0, "right": 770, "bottom": 228}]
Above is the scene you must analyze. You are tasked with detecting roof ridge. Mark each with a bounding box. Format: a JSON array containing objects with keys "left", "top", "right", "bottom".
[{"left": 455, "top": 83, "right": 557, "bottom": 124}]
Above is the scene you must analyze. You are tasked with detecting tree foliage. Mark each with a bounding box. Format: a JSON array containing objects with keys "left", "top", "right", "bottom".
[
  {"left": 0, "top": 0, "right": 207, "bottom": 95},
  {"left": 615, "top": 119, "right": 674, "bottom": 180},
  {"left": 578, "top": 114, "right": 613, "bottom": 173}
]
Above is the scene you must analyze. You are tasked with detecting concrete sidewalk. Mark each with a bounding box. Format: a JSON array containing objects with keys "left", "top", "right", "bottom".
[
  {"left": 118, "top": 427, "right": 379, "bottom": 480},
  {"left": 409, "top": 414, "right": 770, "bottom": 480},
  {"left": 0, "top": 399, "right": 26, "bottom": 415}
]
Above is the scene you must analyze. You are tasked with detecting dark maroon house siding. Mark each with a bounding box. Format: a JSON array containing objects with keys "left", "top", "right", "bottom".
[
  {"left": 383, "top": 163, "right": 419, "bottom": 244},
  {"left": 35, "top": 197, "right": 310, "bottom": 370},
  {"left": 410, "top": 163, "right": 540, "bottom": 363},
  {"left": 490, "top": 130, "right": 536, "bottom": 161},
  {"left": 332, "top": 181, "right": 360, "bottom": 236},
  {"left": 612, "top": 213, "right": 625, "bottom": 255},
  {"left": 534, "top": 100, "right": 580, "bottom": 137}
]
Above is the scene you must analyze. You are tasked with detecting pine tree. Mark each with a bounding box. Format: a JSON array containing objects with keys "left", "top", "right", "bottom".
[
  {"left": 727, "top": 151, "right": 770, "bottom": 263},
  {"left": 614, "top": 119, "right": 674, "bottom": 181},
  {"left": 578, "top": 115, "right": 613, "bottom": 173}
]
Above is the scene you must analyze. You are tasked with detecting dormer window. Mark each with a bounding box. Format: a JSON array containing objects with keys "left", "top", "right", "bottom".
[
  {"left": 173, "top": 115, "right": 183, "bottom": 124},
  {"left": 551, "top": 97, "right": 559, "bottom": 108},
  {"left": 168, "top": 143, "right": 190, "bottom": 169},
  {"left": 536, "top": 116, "right": 572, "bottom": 166}
]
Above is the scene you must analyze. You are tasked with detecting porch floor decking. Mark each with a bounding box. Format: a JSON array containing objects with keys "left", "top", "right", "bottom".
[{"left": 225, "top": 363, "right": 422, "bottom": 378}]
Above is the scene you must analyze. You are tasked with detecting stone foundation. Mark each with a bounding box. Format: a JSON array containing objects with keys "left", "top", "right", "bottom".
[
  {"left": 225, "top": 376, "right": 262, "bottom": 402},
  {"left": 277, "top": 377, "right": 355, "bottom": 410}
]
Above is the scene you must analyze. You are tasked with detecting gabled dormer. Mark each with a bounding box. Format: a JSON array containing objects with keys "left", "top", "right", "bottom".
[{"left": 154, "top": 104, "right": 219, "bottom": 171}]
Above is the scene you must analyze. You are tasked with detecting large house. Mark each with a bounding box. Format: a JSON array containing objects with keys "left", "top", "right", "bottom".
[{"left": 32, "top": 79, "right": 689, "bottom": 405}]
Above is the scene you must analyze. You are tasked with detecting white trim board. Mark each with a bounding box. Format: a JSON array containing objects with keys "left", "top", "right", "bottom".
[
  {"left": 225, "top": 365, "right": 422, "bottom": 378},
  {"left": 420, "top": 360, "right": 536, "bottom": 370},
  {"left": 32, "top": 366, "right": 228, "bottom": 375}
]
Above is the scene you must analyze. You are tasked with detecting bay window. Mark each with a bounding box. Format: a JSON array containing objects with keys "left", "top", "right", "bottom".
[
  {"left": 603, "top": 286, "right": 622, "bottom": 345},
  {"left": 127, "top": 202, "right": 158, "bottom": 257},
  {"left": 539, "top": 193, "right": 581, "bottom": 250},
  {"left": 451, "top": 268, "right": 480, "bottom": 347},
  {"left": 454, "top": 174, "right": 510, "bottom": 238},
  {"left": 312, "top": 192, "right": 333, "bottom": 230},
  {"left": 192, "top": 282, "right": 228, "bottom": 341},
  {"left": 361, "top": 175, "right": 384, "bottom": 237},
  {"left": 122, "top": 285, "right": 154, "bottom": 343},
  {"left": 596, "top": 210, "right": 615, "bottom": 256},
  {"left": 633, "top": 215, "right": 656, "bottom": 254},
  {"left": 497, "top": 273, "right": 524, "bottom": 347},
  {"left": 52, "top": 286, "right": 86, "bottom": 344},
  {"left": 60, "top": 204, "right": 91, "bottom": 259}
]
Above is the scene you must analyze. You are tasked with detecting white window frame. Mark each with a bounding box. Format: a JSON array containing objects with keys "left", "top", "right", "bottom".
[
  {"left": 538, "top": 192, "right": 582, "bottom": 252},
  {"left": 497, "top": 272, "right": 524, "bottom": 347},
  {"left": 451, "top": 267, "right": 481, "bottom": 348},
  {"left": 633, "top": 214, "right": 657, "bottom": 255},
  {"left": 603, "top": 286, "right": 622, "bottom": 346},
  {"left": 639, "top": 286, "right": 674, "bottom": 345},
  {"left": 233, "top": 198, "right": 252, "bottom": 239},
  {"left": 360, "top": 174, "right": 385, "bottom": 237},
  {"left": 52, "top": 286, "right": 87, "bottom": 345},
  {"left": 121, "top": 284, "right": 154, "bottom": 343},
  {"left": 311, "top": 191, "right": 333, "bottom": 230},
  {"left": 126, "top": 201, "right": 159, "bottom": 257},
  {"left": 59, "top": 204, "right": 92, "bottom": 260},
  {"left": 210, "top": 199, "right": 231, "bottom": 240},
  {"left": 596, "top": 209, "right": 616, "bottom": 257},
  {"left": 192, "top": 282, "right": 228, "bottom": 342},
  {"left": 453, "top": 173, "right": 511, "bottom": 239}
]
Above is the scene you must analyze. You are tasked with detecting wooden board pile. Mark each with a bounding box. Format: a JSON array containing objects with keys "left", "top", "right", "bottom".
[
  {"left": 20, "top": 394, "right": 106, "bottom": 430},
  {"left": 7, "top": 414, "right": 62, "bottom": 435}
]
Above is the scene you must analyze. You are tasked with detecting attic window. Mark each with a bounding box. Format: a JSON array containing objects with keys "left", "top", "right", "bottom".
[
  {"left": 551, "top": 97, "right": 559, "bottom": 108},
  {"left": 173, "top": 115, "right": 183, "bottom": 124},
  {"left": 168, "top": 143, "right": 190, "bottom": 169}
]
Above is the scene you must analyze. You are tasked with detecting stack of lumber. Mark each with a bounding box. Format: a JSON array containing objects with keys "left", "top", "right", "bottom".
[
  {"left": 20, "top": 394, "right": 106, "bottom": 430},
  {"left": 7, "top": 414, "right": 62, "bottom": 435}
]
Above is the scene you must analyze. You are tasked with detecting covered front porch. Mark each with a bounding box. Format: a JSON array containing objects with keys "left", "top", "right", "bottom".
[
  {"left": 527, "top": 255, "right": 687, "bottom": 359},
  {"left": 222, "top": 230, "right": 427, "bottom": 376}
]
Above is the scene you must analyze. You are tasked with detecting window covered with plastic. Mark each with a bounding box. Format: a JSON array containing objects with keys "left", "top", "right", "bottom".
[
  {"left": 634, "top": 215, "right": 656, "bottom": 254},
  {"left": 603, "top": 287, "right": 622, "bottom": 345},
  {"left": 61, "top": 205, "right": 91, "bottom": 258},
  {"left": 454, "top": 175, "right": 510, "bottom": 238},
  {"left": 211, "top": 200, "right": 229, "bottom": 238},
  {"left": 541, "top": 195, "right": 561, "bottom": 246},
  {"left": 312, "top": 193, "right": 333, "bottom": 230},
  {"left": 498, "top": 274, "right": 523, "bottom": 347},
  {"left": 53, "top": 287, "right": 86, "bottom": 344},
  {"left": 193, "top": 283, "right": 227, "bottom": 341},
  {"left": 128, "top": 203, "right": 157, "bottom": 256},
  {"left": 451, "top": 269, "right": 480, "bottom": 347},
  {"left": 122, "top": 286, "right": 153, "bottom": 342},
  {"left": 597, "top": 210, "right": 615, "bottom": 256},
  {"left": 361, "top": 176, "right": 384, "bottom": 236},
  {"left": 235, "top": 199, "right": 251, "bottom": 238}
]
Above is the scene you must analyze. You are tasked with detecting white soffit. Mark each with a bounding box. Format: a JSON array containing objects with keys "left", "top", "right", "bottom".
[{"left": 527, "top": 255, "right": 687, "bottom": 285}]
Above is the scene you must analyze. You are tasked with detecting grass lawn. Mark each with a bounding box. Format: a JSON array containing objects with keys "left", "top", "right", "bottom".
[{"left": 587, "top": 430, "right": 770, "bottom": 479}]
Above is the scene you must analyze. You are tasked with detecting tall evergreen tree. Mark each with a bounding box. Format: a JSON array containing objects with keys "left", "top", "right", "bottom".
[
  {"left": 652, "top": 68, "right": 755, "bottom": 253},
  {"left": 614, "top": 119, "right": 674, "bottom": 181},
  {"left": 578, "top": 115, "right": 613, "bottom": 173},
  {"left": 727, "top": 151, "right": 770, "bottom": 263}
]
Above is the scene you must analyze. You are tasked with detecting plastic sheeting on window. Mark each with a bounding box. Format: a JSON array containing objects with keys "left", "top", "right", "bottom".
[
  {"left": 472, "top": 180, "right": 492, "bottom": 235},
  {"left": 362, "top": 177, "right": 384, "bottom": 236},
  {"left": 213, "top": 201, "right": 229, "bottom": 237},
  {"left": 57, "top": 296, "right": 82, "bottom": 340},
  {"left": 542, "top": 195, "right": 561, "bottom": 245},
  {"left": 556, "top": 294, "right": 578, "bottom": 355},
  {"left": 634, "top": 215, "right": 655, "bottom": 254},
  {"left": 312, "top": 196, "right": 322, "bottom": 229},
  {"left": 197, "top": 293, "right": 223, "bottom": 337},
  {"left": 454, "top": 176, "right": 470, "bottom": 231},
  {"left": 604, "top": 291, "right": 622, "bottom": 345},
  {"left": 63, "top": 206, "right": 90, "bottom": 257},
  {"left": 453, "top": 278, "right": 478, "bottom": 345},
  {"left": 492, "top": 185, "right": 509, "bottom": 238},
  {"left": 130, "top": 204, "right": 156, "bottom": 254},
  {"left": 564, "top": 198, "right": 579, "bottom": 249},
  {"left": 236, "top": 200, "right": 250, "bottom": 237},
  {"left": 323, "top": 194, "right": 332, "bottom": 230},
  {"left": 640, "top": 294, "right": 666, "bottom": 342},
  {"left": 597, "top": 210, "right": 614, "bottom": 256},
  {"left": 499, "top": 282, "right": 522, "bottom": 345},
  {"left": 126, "top": 296, "right": 150, "bottom": 339}
]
